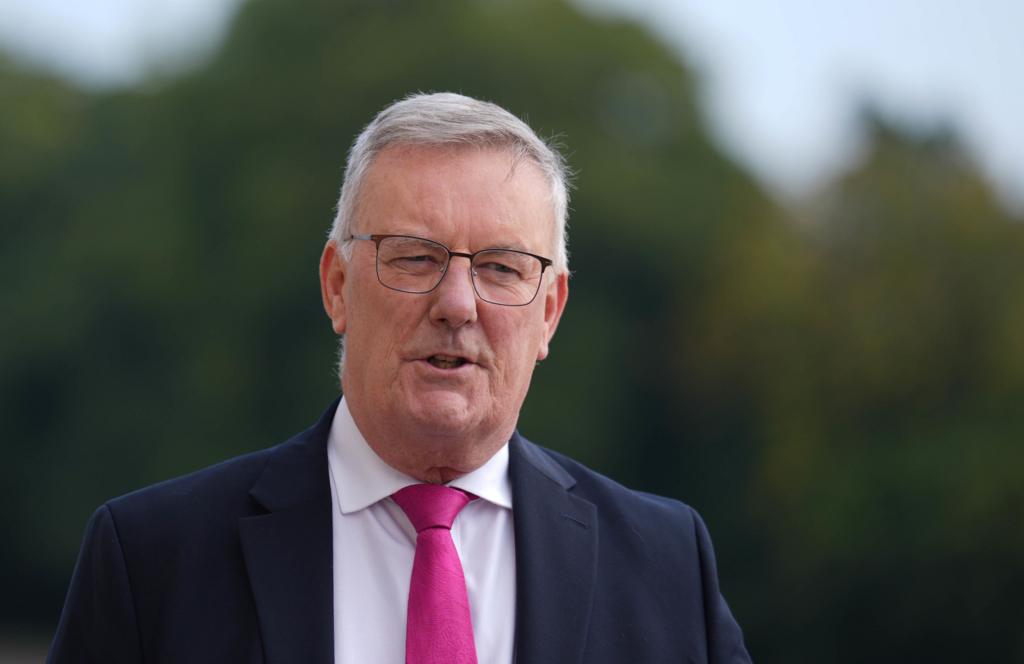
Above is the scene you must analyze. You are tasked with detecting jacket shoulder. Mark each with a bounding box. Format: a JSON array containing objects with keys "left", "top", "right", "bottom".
[
  {"left": 103, "top": 400, "right": 336, "bottom": 527},
  {"left": 105, "top": 445, "right": 273, "bottom": 525},
  {"left": 515, "top": 436, "right": 702, "bottom": 542},
  {"left": 534, "top": 441, "right": 694, "bottom": 508},
  {"left": 102, "top": 414, "right": 327, "bottom": 545},
  {"left": 513, "top": 435, "right": 753, "bottom": 662}
]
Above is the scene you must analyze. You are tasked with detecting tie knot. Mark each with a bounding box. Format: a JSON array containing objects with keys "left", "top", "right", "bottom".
[{"left": 392, "top": 484, "right": 473, "bottom": 533}]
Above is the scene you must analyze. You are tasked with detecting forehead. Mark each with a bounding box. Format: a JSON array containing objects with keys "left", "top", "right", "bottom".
[{"left": 355, "top": 144, "right": 555, "bottom": 250}]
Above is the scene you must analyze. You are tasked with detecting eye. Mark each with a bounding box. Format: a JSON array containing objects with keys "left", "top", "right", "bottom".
[
  {"left": 479, "top": 261, "right": 520, "bottom": 276},
  {"left": 397, "top": 254, "right": 440, "bottom": 264}
]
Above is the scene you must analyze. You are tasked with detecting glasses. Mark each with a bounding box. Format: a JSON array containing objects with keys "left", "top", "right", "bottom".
[{"left": 347, "top": 233, "right": 553, "bottom": 306}]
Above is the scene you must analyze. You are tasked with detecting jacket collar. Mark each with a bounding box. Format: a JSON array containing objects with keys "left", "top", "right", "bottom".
[
  {"left": 238, "top": 400, "right": 599, "bottom": 664},
  {"left": 239, "top": 397, "right": 338, "bottom": 664},
  {"left": 510, "top": 432, "right": 598, "bottom": 664}
]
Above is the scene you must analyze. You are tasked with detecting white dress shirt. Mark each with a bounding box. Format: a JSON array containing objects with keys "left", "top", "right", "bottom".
[{"left": 327, "top": 397, "right": 517, "bottom": 664}]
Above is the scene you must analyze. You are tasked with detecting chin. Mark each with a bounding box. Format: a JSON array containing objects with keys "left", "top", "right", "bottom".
[{"left": 403, "top": 390, "right": 484, "bottom": 437}]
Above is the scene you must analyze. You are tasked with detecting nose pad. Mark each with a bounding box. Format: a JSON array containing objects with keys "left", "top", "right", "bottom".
[
  {"left": 435, "top": 260, "right": 478, "bottom": 289},
  {"left": 437, "top": 259, "right": 476, "bottom": 280},
  {"left": 435, "top": 256, "right": 476, "bottom": 291},
  {"left": 430, "top": 257, "right": 479, "bottom": 326}
]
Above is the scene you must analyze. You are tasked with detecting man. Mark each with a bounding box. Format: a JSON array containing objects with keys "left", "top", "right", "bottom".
[{"left": 49, "top": 92, "right": 752, "bottom": 663}]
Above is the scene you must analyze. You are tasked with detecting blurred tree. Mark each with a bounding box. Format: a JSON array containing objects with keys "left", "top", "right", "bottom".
[
  {"left": 1, "top": 0, "right": 765, "bottom": 638},
  {"left": 686, "top": 109, "right": 1024, "bottom": 661},
  {"left": 2, "top": 0, "right": 1022, "bottom": 661}
]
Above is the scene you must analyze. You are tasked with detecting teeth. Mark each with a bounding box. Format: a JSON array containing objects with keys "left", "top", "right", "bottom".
[{"left": 428, "top": 355, "right": 467, "bottom": 369}]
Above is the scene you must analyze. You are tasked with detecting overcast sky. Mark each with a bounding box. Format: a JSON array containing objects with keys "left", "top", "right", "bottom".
[{"left": 1, "top": 0, "right": 1021, "bottom": 210}]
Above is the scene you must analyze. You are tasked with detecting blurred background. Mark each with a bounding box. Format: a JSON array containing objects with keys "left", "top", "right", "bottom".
[{"left": 2, "top": 0, "right": 1023, "bottom": 661}]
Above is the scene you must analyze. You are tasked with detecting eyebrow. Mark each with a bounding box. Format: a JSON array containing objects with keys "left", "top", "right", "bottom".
[
  {"left": 377, "top": 232, "right": 535, "bottom": 254},
  {"left": 486, "top": 242, "right": 533, "bottom": 253}
]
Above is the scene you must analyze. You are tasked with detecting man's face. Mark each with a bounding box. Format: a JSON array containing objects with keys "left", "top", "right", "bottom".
[{"left": 321, "top": 144, "right": 568, "bottom": 475}]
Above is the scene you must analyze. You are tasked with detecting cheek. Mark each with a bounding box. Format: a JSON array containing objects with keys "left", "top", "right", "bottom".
[
  {"left": 346, "top": 299, "right": 398, "bottom": 379},
  {"left": 351, "top": 288, "right": 411, "bottom": 350},
  {"left": 490, "top": 316, "right": 545, "bottom": 383}
]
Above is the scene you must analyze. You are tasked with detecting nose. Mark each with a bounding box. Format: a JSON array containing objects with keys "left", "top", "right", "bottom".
[{"left": 428, "top": 257, "right": 479, "bottom": 328}]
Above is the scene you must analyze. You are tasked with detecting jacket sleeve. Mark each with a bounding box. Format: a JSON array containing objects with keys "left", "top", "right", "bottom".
[
  {"left": 48, "top": 505, "right": 144, "bottom": 664},
  {"left": 691, "top": 507, "right": 753, "bottom": 663}
]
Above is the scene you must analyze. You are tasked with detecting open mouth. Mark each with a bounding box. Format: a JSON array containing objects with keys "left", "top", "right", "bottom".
[{"left": 426, "top": 355, "right": 469, "bottom": 369}]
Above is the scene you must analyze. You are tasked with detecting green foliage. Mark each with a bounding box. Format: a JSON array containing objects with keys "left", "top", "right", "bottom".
[
  {"left": 685, "top": 111, "right": 1024, "bottom": 660},
  {"left": 2, "top": 1, "right": 1022, "bottom": 660}
]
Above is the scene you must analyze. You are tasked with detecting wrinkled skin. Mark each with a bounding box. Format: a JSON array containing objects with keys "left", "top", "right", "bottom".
[{"left": 320, "top": 144, "right": 568, "bottom": 483}]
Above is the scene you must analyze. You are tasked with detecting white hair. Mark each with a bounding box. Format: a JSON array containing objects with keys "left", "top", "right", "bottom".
[
  {"left": 328, "top": 92, "right": 571, "bottom": 377},
  {"left": 328, "top": 92, "right": 571, "bottom": 272}
]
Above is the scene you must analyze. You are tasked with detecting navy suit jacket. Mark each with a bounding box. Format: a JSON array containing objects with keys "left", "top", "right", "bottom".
[{"left": 49, "top": 400, "right": 752, "bottom": 663}]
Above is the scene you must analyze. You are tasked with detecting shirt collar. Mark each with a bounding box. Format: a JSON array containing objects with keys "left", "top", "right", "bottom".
[{"left": 327, "top": 396, "right": 513, "bottom": 514}]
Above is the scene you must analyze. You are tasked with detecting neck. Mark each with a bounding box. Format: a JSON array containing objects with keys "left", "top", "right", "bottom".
[{"left": 344, "top": 395, "right": 512, "bottom": 484}]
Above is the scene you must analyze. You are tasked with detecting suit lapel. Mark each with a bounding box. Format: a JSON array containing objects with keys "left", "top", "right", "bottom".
[
  {"left": 239, "top": 402, "right": 337, "bottom": 664},
  {"left": 510, "top": 434, "right": 597, "bottom": 664}
]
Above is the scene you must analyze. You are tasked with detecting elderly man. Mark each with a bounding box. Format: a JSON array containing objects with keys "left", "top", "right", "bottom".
[{"left": 49, "top": 93, "right": 752, "bottom": 663}]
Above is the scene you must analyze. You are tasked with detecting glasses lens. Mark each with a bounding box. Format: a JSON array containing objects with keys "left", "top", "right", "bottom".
[
  {"left": 376, "top": 236, "right": 448, "bottom": 293},
  {"left": 472, "top": 250, "right": 544, "bottom": 305}
]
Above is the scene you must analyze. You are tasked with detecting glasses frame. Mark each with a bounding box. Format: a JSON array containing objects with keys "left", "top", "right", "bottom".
[{"left": 347, "top": 233, "right": 554, "bottom": 306}]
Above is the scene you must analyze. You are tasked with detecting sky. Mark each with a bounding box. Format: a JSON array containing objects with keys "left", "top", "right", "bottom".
[{"left": 1, "top": 0, "right": 1021, "bottom": 211}]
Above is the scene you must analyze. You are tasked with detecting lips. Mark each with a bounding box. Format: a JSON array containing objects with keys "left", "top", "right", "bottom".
[{"left": 426, "top": 354, "right": 470, "bottom": 369}]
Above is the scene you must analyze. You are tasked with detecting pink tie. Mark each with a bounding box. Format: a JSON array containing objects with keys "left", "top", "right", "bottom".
[{"left": 392, "top": 484, "right": 478, "bottom": 664}]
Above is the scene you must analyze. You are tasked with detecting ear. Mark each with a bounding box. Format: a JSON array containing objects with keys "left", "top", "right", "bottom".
[
  {"left": 536, "top": 271, "right": 569, "bottom": 361},
  {"left": 319, "top": 240, "right": 348, "bottom": 335}
]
